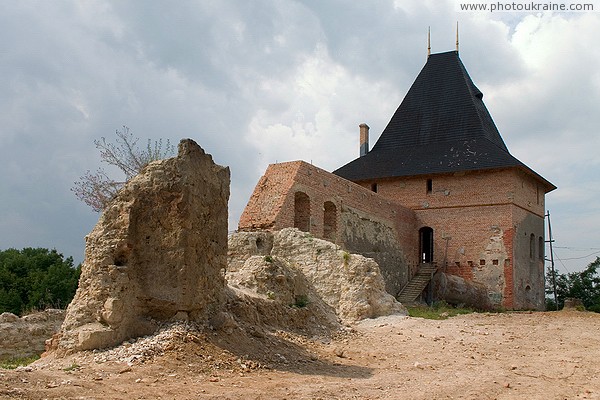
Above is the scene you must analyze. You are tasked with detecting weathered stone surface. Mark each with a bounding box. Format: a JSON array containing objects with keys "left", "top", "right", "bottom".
[
  {"left": 56, "top": 139, "right": 230, "bottom": 353},
  {"left": 226, "top": 231, "right": 273, "bottom": 274},
  {"left": 0, "top": 309, "right": 65, "bottom": 360},
  {"left": 340, "top": 205, "right": 413, "bottom": 295},
  {"left": 432, "top": 272, "right": 493, "bottom": 311},
  {"left": 228, "top": 228, "right": 406, "bottom": 324}
]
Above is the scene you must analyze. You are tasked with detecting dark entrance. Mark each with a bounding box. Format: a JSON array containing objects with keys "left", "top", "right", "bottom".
[{"left": 419, "top": 227, "right": 434, "bottom": 263}]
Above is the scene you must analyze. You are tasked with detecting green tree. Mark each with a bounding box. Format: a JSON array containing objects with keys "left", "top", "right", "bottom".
[
  {"left": 0, "top": 248, "right": 81, "bottom": 315},
  {"left": 546, "top": 257, "right": 600, "bottom": 312}
]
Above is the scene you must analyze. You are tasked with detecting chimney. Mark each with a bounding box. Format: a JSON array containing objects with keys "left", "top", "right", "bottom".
[{"left": 359, "top": 123, "right": 369, "bottom": 157}]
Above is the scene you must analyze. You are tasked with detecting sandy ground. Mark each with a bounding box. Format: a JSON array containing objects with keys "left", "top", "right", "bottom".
[{"left": 1, "top": 310, "right": 599, "bottom": 400}]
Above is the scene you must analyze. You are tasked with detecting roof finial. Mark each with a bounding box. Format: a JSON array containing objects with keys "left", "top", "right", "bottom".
[
  {"left": 456, "top": 21, "right": 459, "bottom": 53},
  {"left": 427, "top": 26, "right": 431, "bottom": 59}
]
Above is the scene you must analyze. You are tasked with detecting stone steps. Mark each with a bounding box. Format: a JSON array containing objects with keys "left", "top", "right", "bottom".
[{"left": 397, "top": 263, "right": 438, "bottom": 304}]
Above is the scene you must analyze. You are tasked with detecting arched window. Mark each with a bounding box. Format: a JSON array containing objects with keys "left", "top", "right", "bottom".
[
  {"left": 529, "top": 233, "right": 536, "bottom": 260},
  {"left": 294, "top": 192, "right": 311, "bottom": 232},
  {"left": 323, "top": 201, "right": 337, "bottom": 241}
]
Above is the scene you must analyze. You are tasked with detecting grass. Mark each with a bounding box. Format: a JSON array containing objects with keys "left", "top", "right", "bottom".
[
  {"left": 342, "top": 251, "right": 351, "bottom": 264},
  {"left": 291, "top": 295, "right": 310, "bottom": 308},
  {"left": 0, "top": 354, "right": 40, "bottom": 370},
  {"left": 406, "top": 301, "right": 475, "bottom": 320}
]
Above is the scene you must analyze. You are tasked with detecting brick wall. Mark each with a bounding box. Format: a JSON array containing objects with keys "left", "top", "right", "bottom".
[
  {"left": 239, "top": 161, "right": 416, "bottom": 244},
  {"left": 357, "top": 168, "right": 546, "bottom": 218}
]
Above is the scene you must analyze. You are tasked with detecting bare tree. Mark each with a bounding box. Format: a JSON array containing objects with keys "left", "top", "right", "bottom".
[{"left": 72, "top": 126, "right": 175, "bottom": 212}]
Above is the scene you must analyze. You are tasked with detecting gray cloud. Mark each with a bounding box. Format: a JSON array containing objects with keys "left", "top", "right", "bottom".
[{"left": 0, "top": 1, "right": 598, "bottom": 272}]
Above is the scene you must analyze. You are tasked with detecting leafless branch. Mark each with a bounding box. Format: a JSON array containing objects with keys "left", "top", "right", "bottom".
[{"left": 72, "top": 126, "right": 175, "bottom": 212}]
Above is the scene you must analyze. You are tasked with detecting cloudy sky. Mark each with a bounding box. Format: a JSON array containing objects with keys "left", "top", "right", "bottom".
[{"left": 1, "top": 0, "right": 599, "bottom": 275}]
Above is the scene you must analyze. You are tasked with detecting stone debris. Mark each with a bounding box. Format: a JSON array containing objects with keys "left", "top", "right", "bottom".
[{"left": 92, "top": 321, "right": 204, "bottom": 365}]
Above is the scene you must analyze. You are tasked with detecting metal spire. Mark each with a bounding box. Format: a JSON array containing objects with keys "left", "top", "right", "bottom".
[
  {"left": 456, "top": 21, "right": 459, "bottom": 53},
  {"left": 427, "top": 26, "right": 431, "bottom": 59}
]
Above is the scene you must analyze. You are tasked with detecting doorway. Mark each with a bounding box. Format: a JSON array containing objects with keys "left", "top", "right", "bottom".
[{"left": 419, "top": 227, "right": 434, "bottom": 263}]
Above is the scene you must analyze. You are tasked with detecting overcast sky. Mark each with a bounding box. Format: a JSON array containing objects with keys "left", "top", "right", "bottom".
[{"left": 1, "top": 0, "right": 599, "bottom": 275}]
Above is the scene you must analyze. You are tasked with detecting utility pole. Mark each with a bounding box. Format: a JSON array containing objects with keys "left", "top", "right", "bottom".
[{"left": 546, "top": 211, "right": 558, "bottom": 310}]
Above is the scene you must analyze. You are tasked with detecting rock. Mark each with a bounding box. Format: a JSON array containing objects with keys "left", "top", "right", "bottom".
[
  {"left": 227, "top": 231, "right": 273, "bottom": 274},
  {"left": 0, "top": 309, "right": 65, "bottom": 361},
  {"left": 0, "top": 312, "right": 19, "bottom": 323},
  {"left": 432, "top": 272, "right": 493, "bottom": 311},
  {"left": 55, "top": 139, "right": 230, "bottom": 354},
  {"left": 227, "top": 228, "right": 406, "bottom": 324}
]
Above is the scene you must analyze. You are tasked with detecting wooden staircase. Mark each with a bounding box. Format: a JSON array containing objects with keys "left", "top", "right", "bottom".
[{"left": 397, "top": 263, "right": 439, "bottom": 304}]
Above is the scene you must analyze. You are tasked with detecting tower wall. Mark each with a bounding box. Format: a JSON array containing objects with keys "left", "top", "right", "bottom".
[{"left": 355, "top": 168, "right": 547, "bottom": 309}]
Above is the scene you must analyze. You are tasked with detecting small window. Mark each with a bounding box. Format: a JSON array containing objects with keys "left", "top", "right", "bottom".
[
  {"left": 529, "top": 234, "right": 536, "bottom": 260},
  {"left": 371, "top": 183, "right": 378, "bottom": 193},
  {"left": 426, "top": 179, "right": 432, "bottom": 194},
  {"left": 480, "top": 259, "right": 486, "bottom": 266}
]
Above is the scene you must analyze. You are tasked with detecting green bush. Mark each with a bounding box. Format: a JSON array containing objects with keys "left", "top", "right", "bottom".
[{"left": 0, "top": 248, "right": 81, "bottom": 315}]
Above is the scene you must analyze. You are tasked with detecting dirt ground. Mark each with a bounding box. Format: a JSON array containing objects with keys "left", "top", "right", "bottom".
[{"left": 1, "top": 310, "right": 599, "bottom": 400}]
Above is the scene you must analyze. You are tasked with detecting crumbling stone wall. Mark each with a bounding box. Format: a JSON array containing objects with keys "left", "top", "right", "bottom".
[
  {"left": 54, "top": 139, "right": 230, "bottom": 353},
  {"left": 0, "top": 310, "right": 64, "bottom": 360}
]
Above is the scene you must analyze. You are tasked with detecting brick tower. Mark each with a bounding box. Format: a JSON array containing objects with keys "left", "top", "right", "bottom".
[{"left": 334, "top": 51, "right": 556, "bottom": 309}]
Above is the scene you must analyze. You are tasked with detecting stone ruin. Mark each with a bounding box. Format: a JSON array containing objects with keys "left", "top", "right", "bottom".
[
  {"left": 52, "top": 139, "right": 229, "bottom": 353},
  {"left": 48, "top": 138, "right": 405, "bottom": 355}
]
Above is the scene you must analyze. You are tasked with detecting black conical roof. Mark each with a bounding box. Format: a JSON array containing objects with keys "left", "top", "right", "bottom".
[{"left": 334, "top": 51, "right": 553, "bottom": 190}]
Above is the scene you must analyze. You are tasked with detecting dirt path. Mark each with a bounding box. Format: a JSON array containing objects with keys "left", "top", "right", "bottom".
[{"left": 2, "top": 310, "right": 599, "bottom": 399}]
